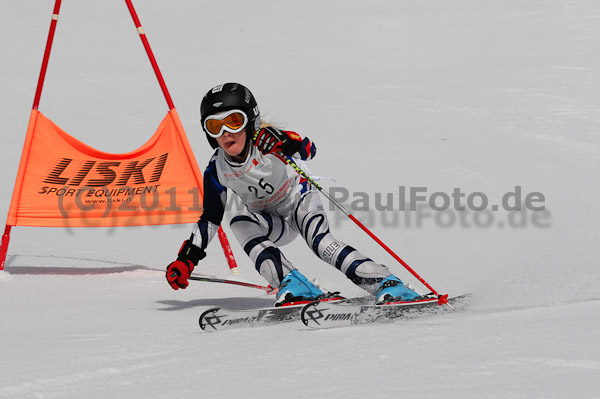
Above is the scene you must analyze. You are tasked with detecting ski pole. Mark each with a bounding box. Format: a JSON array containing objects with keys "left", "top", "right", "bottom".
[
  {"left": 189, "top": 275, "right": 276, "bottom": 294},
  {"left": 275, "top": 153, "right": 449, "bottom": 307}
]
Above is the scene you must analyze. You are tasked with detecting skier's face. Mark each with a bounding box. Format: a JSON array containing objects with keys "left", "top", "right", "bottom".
[{"left": 216, "top": 128, "right": 247, "bottom": 157}]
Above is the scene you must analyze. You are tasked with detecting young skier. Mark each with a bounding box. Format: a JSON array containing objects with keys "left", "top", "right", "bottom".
[{"left": 165, "top": 82, "right": 421, "bottom": 305}]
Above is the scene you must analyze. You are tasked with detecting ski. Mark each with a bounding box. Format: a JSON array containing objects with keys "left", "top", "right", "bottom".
[
  {"left": 199, "top": 304, "right": 303, "bottom": 332},
  {"left": 199, "top": 295, "right": 370, "bottom": 332},
  {"left": 301, "top": 294, "right": 470, "bottom": 329}
]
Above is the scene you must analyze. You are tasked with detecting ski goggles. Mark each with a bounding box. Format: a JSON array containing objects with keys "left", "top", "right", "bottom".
[{"left": 203, "top": 109, "right": 248, "bottom": 138}]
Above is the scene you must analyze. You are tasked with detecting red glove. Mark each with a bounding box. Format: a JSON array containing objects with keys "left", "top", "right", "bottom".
[
  {"left": 253, "top": 127, "right": 302, "bottom": 156},
  {"left": 166, "top": 260, "right": 194, "bottom": 290},
  {"left": 166, "top": 240, "right": 205, "bottom": 290}
]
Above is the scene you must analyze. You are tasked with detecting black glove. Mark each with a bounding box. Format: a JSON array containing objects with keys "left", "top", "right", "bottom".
[
  {"left": 252, "top": 127, "right": 303, "bottom": 156},
  {"left": 165, "top": 240, "right": 206, "bottom": 290}
]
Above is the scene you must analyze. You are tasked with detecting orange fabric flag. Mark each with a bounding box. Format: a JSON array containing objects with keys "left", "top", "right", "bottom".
[{"left": 7, "top": 109, "right": 204, "bottom": 227}]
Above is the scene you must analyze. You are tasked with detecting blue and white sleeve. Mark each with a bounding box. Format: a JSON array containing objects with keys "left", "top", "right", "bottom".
[
  {"left": 189, "top": 156, "right": 227, "bottom": 251},
  {"left": 295, "top": 136, "right": 317, "bottom": 161}
]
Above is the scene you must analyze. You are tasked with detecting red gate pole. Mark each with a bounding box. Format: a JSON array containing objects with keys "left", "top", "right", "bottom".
[
  {"left": 33, "top": 0, "right": 63, "bottom": 110},
  {"left": 0, "top": 226, "right": 12, "bottom": 270},
  {"left": 123, "top": 0, "right": 174, "bottom": 110},
  {"left": 123, "top": 0, "right": 240, "bottom": 274},
  {"left": 1, "top": 0, "right": 63, "bottom": 271}
]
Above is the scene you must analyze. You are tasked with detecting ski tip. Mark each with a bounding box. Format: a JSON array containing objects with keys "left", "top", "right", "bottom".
[
  {"left": 300, "top": 301, "right": 320, "bottom": 327},
  {"left": 199, "top": 307, "right": 221, "bottom": 331}
]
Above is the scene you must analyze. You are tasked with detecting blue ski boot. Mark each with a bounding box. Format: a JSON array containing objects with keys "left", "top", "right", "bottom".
[
  {"left": 275, "top": 270, "right": 325, "bottom": 307},
  {"left": 374, "top": 275, "right": 421, "bottom": 304}
]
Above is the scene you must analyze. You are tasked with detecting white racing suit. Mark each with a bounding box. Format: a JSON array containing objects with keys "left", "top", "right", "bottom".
[{"left": 189, "top": 137, "right": 391, "bottom": 293}]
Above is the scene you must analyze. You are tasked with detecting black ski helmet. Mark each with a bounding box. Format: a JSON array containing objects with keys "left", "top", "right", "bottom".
[{"left": 200, "top": 82, "right": 260, "bottom": 149}]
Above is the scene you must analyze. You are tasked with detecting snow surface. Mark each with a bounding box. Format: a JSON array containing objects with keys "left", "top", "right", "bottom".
[{"left": 1, "top": 0, "right": 599, "bottom": 398}]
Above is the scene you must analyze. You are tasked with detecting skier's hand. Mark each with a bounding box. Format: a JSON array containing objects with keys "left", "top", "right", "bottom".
[
  {"left": 165, "top": 240, "right": 206, "bottom": 290},
  {"left": 253, "top": 127, "right": 302, "bottom": 156},
  {"left": 166, "top": 260, "right": 194, "bottom": 290}
]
